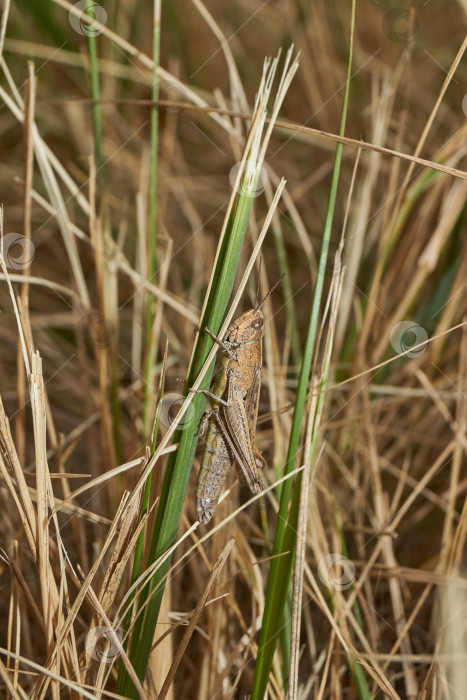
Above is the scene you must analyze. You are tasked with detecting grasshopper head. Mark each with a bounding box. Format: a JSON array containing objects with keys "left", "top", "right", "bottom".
[
  {"left": 227, "top": 308, "right": 264, "bottom": 343},
  {"left": 226, "top": 273, "right": 285, "bottom": 344}
]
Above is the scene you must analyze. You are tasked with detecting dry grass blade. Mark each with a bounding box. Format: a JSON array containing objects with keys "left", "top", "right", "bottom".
[
  {"left": 0, "top": 396, "right": 37, "bottom": 551},
  {"left": 0, "top": 1, "right": 10, "bottom": 62},
  {"left": 48, "top": 456, "right": 147, "bottom": 519},
  {"left": 157, "top": 539, "right": 235, "bottom": 700},
  {"left": 0, "top": 653, "right": 24, "bottom": 700},
  {"left": 29, "top": 352, "right": 52, "bottom": 646},
  {"left": 0, "top": 84, "right": 89, "bottom": 307},
  {"left": 16, "top": 60, "right": 36, "bottom": 469},
  {"left": 289, "top": 255, "right": 344, "bottom": 699},
  {"left": 1, "top": 646, "right": 114, "bottom": 700},
  {"left": 81, "top": 583, "right": 148, "bottom": 700},
  {"left": 398, "top": 33, "right": 467, "bottom": 196}
]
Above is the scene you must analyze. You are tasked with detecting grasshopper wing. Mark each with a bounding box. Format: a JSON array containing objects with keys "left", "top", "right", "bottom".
[
  {"left": 243, "top": 366, "right": 267, "bottom": 470},
  {"left": 223, "top": 379, "right": 263, "bottom": 495}
]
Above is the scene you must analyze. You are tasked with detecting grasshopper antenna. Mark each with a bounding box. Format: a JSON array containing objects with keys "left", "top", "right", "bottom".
[
  {"left": 255, "top": 272, "right": 286, "bottom": 313},
  {"left": 254, "top": 257, "right": 263, "bottom": 308}
]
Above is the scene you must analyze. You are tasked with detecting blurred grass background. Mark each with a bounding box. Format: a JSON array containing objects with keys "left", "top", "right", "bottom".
[{"left": 1, "top": 0, "right": 467, "bottom": 698}]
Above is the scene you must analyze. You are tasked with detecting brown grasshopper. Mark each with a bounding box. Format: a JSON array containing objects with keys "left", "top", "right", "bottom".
[{"left": 192, "top": 274, "right": 284, "bottom": 524}]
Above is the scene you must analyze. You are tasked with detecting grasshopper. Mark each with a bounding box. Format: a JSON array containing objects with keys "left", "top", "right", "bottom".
[{"left": 192, "top": 274, "right": 284, "bottom": 524}]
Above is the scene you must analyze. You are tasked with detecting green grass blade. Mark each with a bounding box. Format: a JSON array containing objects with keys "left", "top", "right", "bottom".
[
  {"left": 142, "top": 0, "right": 161, "bottom": 426},
  {"left": 251, "top": 5, "right": 356, "bottom": 696}
]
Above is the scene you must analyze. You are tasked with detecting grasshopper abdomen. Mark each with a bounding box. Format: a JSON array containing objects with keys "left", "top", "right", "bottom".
[{"left": 196, "top": 418, "right": 232, "bottom": 524}]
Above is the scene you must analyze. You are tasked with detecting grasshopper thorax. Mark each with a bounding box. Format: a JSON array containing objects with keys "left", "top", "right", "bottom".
[{"left": 227, "top": 309, "right": 264, "bottom": 344}]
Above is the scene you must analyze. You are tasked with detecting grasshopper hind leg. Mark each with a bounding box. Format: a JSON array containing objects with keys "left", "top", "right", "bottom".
[{"left": 233, "top": 460, "right": 264, "bottom": 494}]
